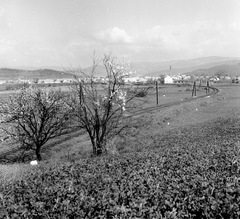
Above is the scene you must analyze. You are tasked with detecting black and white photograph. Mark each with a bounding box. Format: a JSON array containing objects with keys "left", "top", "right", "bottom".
[{"left": 0, "top": 0, "right": 240, "bottom": 218}]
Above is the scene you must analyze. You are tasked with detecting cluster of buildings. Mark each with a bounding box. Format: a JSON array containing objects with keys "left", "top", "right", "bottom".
[
  {"left": 121, "top": 74, "right": 234, "bottom": 85},
  {"left": 0, "top": 74, "right": 237, "bottom": 86},
  {"left": 121, "top": 74, "right": 235, "bottom": 85}
]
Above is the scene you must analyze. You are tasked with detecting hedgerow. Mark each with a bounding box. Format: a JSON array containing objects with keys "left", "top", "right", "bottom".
[{"left": 1, "top": 118, "right": 240, "bottom": 218}]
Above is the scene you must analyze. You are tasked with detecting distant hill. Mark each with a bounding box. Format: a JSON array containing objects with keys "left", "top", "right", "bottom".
[
  {"left": 184, "top": 63, "right": 240, "bottom": 77},
  {"left": 0, "top": 68, "right": 74, "bottom": 80},
  {"left": 1, "top": 56, "right": 240, "bottom": 80},
  {"left": 132, "top": 56, "right": 240, "bottom": 76},
  {"left": 81, "top": 56, "right": 240, "bottom": 77}
]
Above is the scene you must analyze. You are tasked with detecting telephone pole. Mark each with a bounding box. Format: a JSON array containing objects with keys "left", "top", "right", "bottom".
[
  {"left": 192, "top": 81, "right": 197, "bottom": 97},
  {"left": 156, "top": 80, "right": 159, "bottom": 105}
]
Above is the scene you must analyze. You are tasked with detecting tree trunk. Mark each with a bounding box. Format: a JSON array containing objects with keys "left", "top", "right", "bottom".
[
  {"left": 96, "top": 147, "right": 102, "bottom": 155},
  {"left": 36, "top": 146, "right": 42, "bottom": 161},
  {"left": 90, "top": 137, "right": 96, "bottom": 155},
  {"left": 96, "top": 140, "right": 104, "bottom": 155},
  {"left": 89, "top": 134, "right": 104, "bottom": 156}
]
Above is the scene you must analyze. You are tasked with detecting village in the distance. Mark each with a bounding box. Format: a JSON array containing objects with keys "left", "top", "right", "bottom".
[
  {"left": 0, "top": 69, "right": 238, "bottom": 88},
  {"left": 0, "top": 56, "right": 240, "bottom": 88}
]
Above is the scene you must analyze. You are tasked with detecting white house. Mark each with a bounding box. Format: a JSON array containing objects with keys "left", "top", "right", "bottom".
[
  {"left": 164, "top": 75, "right": 174, "bottom": 84},
  {"left": 225, "top": 76, "right": 231, "bottom": 81},
  {"left": 42, "top": 79, "right": 55, "bottom": 84},
  {"left": 18, "top": 79, "right": 31, "bottom": 84},
  {"left": 62, "top": 78, "right": 74, "bottom": 83},
  {"left": 123, "top": 77, "right": 147, "bottom": 84},
  {"left": 0, "top": 80, "right": 6, "bottom": 84}
]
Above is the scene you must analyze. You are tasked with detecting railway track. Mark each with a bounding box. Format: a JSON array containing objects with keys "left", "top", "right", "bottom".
[{"left": 0, "top": 86, "right": 218, "bottom": 163}]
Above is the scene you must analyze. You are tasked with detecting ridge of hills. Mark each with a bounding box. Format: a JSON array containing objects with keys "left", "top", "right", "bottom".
[
  {"left": 1, "top": 56, "right": 240, "bottom": 80},
  {"left": 185, "top": 63, "right": 240, "bottom": 77},
  {"left": 136, "top": 56, "right": 240, "bottom": 76},
  {"left": 0, "top": 68, "right": 74, "bottom": 80},
  {"left": 148, "top": 63, "right": 240, "bottom": 77},
  {"left": 83, "top": 56, "right": 240, "bottom": 77}
]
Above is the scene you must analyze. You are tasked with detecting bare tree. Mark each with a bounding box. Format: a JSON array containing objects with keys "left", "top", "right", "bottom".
[
  {"left": 0, "top": 86, "right": 72, "bottom": 161},
  {"left": 68, "top": 54, "right": 140, "bottom": 155}
]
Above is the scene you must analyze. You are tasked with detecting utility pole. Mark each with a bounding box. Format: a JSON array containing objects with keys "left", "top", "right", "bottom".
[
  {"left": 195, "top": 81, "right": 197, "bottom": 96},
  {"left": 206, "top": 80, "right": 210, "bottom": 94},
  {"left": 192, "top": 81, "right": 197, "bottom": 97},
  {"left": 156, "top": 80, "right": 159, "bottom": 105}
]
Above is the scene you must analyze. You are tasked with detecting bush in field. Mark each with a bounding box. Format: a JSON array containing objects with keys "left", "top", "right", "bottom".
[
  {"left": 5, "top": 83, "right": 30, "bottom": 91},
  {"left": 126, "top": 86, "right": 150, "bottom": 98},
  {"left": 135, "top": 89, "right": 148, "bottom": 97},
  {"left": 0, "top": 86, "right": 72, "bottom": 161},
  {"left": 67, "top": 54, "right": 142, "bottom": 156}
]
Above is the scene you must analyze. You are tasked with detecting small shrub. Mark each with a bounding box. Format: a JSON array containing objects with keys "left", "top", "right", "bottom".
[
  {"left": 135, "top": 90, "right": 148, "bottom": 97},
  {"left": 127, "top": 88, "right": 148, "bottom": 97}
]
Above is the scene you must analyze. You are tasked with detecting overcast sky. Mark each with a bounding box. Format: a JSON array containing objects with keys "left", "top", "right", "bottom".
[{"left": 0, "top": 0, "right": 240, "bottom": 68}]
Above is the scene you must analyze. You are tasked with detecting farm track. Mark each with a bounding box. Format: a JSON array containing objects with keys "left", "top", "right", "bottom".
[
  {"left": 0, "top": 86, "right": 218, "bottom": 162},
  {"left": 126, "top": 86, "right": 218, "bottom": 117}
]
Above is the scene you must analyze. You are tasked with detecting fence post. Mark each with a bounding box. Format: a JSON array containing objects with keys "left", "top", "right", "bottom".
[
  {"left": 194, "top": 81, "right": 197, "bottom": 96},
  {"left": 156, "top": 80, "right": 158, "bottom": 105},
  {"left": 192, "top": 81, "right": 196, "bottom": 97}
]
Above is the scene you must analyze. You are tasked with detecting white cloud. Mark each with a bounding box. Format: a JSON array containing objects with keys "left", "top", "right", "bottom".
[
  {"left": 1, "top": 19, "right": 239, "bottom": 68},
  {"left": 96, "top": 27, "right": 132, "bottom": 44},
  {"left": 94, "top": 20, "right": 240, "bottom": 62}
]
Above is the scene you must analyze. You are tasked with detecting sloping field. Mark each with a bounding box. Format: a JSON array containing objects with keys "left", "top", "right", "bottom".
[
  {"left": 1, "top": 84, "right": 240, "bottom": 218},
  {"left": 1, "top": 116, "right": 240, "bottom": 218},
  {"left": 0, "top": 84, "right": 210, "bottom": 158}
]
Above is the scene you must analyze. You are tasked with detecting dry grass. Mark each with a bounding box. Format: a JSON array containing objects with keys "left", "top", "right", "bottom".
[
  {"left": 0, "top": 163, "right": 34, "bottom": 189},
  {"left": 130, "top": 85, "right": 208, "bottom": 110},
  {"left": 42, "top": 133, "right": 92, "bottom": 162}
]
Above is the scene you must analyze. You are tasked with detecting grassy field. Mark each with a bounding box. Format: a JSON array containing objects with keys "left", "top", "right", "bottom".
[
  {"left": 1, "top": 83, "right": 240, "bottom": 218},
  {"left": 128, "top": 84, "right": 208, "bottom": 110},
  {"left": 0, "top": 83, "right": 232, "bottom": 160},
  {"left": 0, "top": 84, "right": 205, "bottom": 155},
  {"left": 0, "top": 83, "right": 230, "bottom": 160}
]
